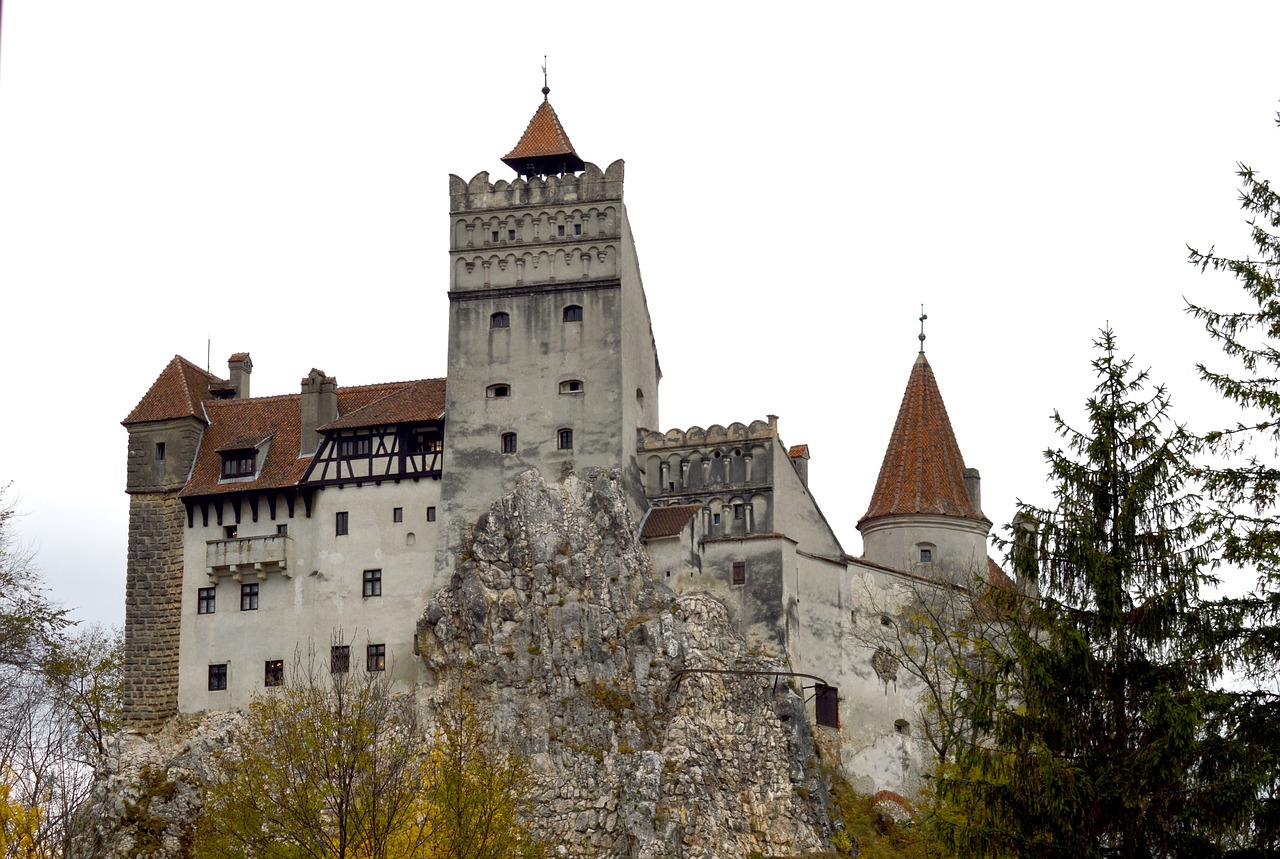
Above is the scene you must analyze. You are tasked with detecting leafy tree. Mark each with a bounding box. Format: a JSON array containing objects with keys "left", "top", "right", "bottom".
[
  {"left": 196, "top": 651, "right": 543, "bottom": 859},
  {"left": 1186, "top": 123, "right": 1280, "bottom": 852},
  {"left": 415, "top": 686, "right": 543, "bottom": 859},
  {"left": 934, "top": 331, "right": 1227, "bottom": 858},
  {"left": 195, "top": 648, "right": 429, "bottom": 859}
]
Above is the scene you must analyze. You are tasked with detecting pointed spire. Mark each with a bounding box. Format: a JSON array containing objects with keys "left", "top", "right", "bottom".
[
  {"left": 859, "top": 353, "right": 988, "bottom": 526},
  {"left": 501, "top": 76, "right": 586, "bottom": 179}
]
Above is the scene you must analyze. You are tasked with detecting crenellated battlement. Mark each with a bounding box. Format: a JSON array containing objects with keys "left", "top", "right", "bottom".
[
  {"left": 638, "top": 417, "right": 779, "bottom": 451},
  {"left": 449, "top": 160, "right": 625, "bottom": 213}
]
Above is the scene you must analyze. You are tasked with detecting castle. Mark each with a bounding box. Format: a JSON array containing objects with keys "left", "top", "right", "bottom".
[{"left": 121, "top": 89, "right": 1001, "bottom": 796}]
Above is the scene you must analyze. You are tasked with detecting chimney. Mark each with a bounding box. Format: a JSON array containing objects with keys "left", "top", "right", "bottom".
[
  {"left": 299, "top": 368, "right": 338, "bottom": 456},
  {"left": 228, "top": 353, "right": 252, "bottom": 399},
  {"left": 789, "top": 443, "right": 811, "bottom": 488},
  {"left": 963, "top": 467, "right": 981, "bottom": 512}
]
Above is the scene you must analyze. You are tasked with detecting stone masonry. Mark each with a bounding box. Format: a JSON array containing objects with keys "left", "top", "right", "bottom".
[{"left": 122, "top": 494, "right": 186, "bottom": 732}]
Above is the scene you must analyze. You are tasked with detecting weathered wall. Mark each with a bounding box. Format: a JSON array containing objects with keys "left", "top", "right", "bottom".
[{"left": 123, "top": 494, "right": 188, "bottom": 732}]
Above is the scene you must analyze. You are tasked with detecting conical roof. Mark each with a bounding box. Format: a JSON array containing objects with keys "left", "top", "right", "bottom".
[
  {"left": 122, "top": 355, "right": 220, "bottom": 425},
  {"left": 501, "top": 88, "right": 585, "bottom": 178},
  {"left": 859, "top": 353, "right": 988, "bottom": 526}
]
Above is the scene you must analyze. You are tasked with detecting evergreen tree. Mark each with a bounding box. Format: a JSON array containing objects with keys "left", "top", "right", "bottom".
[
  {"left": 1186, "top": 123, "right": 1280, "bottom": 852},
  {"left": 935, "top": 331, "right": 1227, "bottom": 858}
]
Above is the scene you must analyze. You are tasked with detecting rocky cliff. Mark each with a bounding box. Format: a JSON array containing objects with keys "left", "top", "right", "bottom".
[{"left": 78, "top": 469, "right": 836, "bottom": 858}]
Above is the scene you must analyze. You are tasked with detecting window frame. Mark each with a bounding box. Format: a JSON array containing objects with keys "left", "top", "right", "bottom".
[
  {"left": 563, "top": 304, "right": 583, "bottom": 322},
  {"left": 393, "top": 507, "right": 403, "bottom": 523},
  {"left": 208, "top": 663, "right": 228, "bottom": 691},
  {"left": 732, "top": 561, "right": 746, "bottom": 585},
  {"left": 362, "top": 569, "right": 382, "bottom": 598},
  {"left": 427, "top": 506, "right": 437, "bottom": 522},
  {"left": 501, "top": 433, "right": 517, "bottom": 454},
  {"left": 559, "top": 379, "right": 584, "bottom": 395},
  {"left": 220, "top": 449, "right": 256, "bottom": 479},
  {"left": 197, "top": 587, "right": 216, "bottom": 615},
  {"left": 264, "top": 659, "right": 284, "bottom": 687},
  {"left": 240, "top": 582, "right": 259, "bottom": 611},
  {"left": 490, "top": 311, "right": 510, "bottom": 329},
  {"left": 367, "top": 643, "right": 386, "bottom": 672},
  {"left": 331, "top": 645, "right": 351, "bottom": 674},
  {"left": 558, "top": 428, "right": 573, "bottom": 450},
  {"left": 487, "top": 383, "right": 512, "bottom": 398},
  {"left": 336, "top": 511, "right": 349, "bottom": 536}
]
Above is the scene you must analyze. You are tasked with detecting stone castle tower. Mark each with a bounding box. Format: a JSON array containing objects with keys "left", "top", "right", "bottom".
[
  {"left": 437, "top": 88, "right": 660, "bottom": 554},
  {"left": 120, "top": 355, "right": 248, "bottom": 731},
  {"left": 858, "top": 350, "right": 992, "bottom": 582}
]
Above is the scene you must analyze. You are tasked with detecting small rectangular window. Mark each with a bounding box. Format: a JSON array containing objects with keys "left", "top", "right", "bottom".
[
  {"left": 264, "top": 659, "right": 284, "bottom": 687},
  {"left": 208, "top": 664, "right": 227, "bottom": 691},
  {"left": 919, "top": 548, "right": 932, "bottom": 563},
  {"left": 734, "top": 504, "right": 744, "bottom": 520},
  {"left": 573, "top": 223, "right": 582, "bottom": 235},
  {"left": 363, "top": 569, "right": 382, "bottom": 598},
  {"left": 338, "top": 437, "right": 371, "bottom": 458},
  {"left": 276, "top": 523, "right": 288, "bottom": 535},
  {"left": 732, "top": 561, "right": 746, "bottom": 585},
  {"left": 713, "top": 513, "right": 721, "bottom": 525},
  {"left": 427, "top": 506, "right": 437, "bottom": 522},
  {"left": 156, "top": 442, "right": 166, "bottom": 461},
  {"left": 336, "top": 511, "right": 349, "bottom": 536},
  {"left": 559, "top": 380, "right": 583, "bottom": 394},
  {"left": 224, "top": 525, "right": 238, "bottom": 539},
  {"left": 491, "top": 230, "right": 499, "bottom": 243},
  {"left": 241, "top": 582, "right": 259, "bottom": 611},
  {"left": 331, "top": 645, "right": 350, "bottom": 674},
  {"left": 367, "top": 643, "right": 386, "bottom": 672},
  {"left": 557, "top": 224, "right": 565, "bottom": 237},
  {"left": 563, "top": 305, "right": 583, "bottom": 322},
  {"left": 558, "top": 429, "right": 573, "bottom": 450},
  {"left": 393, "top": 507, "right": 403, "bottom": 523},
  {"left": 198, "top": 587, "right": 216, "bottom": 615},
  {"left": 501, "top": 433, "right": 517, "bottom": 454},
  {"left": 508, "top": 229, "right": 516, "bottom": 241},
  {"left": 220, "top": 450, "right": 256, "bottom": 478}
]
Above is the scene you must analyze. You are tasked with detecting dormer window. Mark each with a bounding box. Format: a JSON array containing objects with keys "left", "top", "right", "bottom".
[{"left": 220, "top": 450, "right": 256, "bottom": 478}]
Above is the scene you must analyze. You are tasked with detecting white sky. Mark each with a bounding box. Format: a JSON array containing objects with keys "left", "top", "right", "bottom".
[{"left": 2, "top": 3, "right": 1278, "bottom": 629}]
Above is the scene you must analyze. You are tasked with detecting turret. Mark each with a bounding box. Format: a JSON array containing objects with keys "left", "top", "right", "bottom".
[{"left": 857, "top": 350, "right": 991, "bottom": 584}]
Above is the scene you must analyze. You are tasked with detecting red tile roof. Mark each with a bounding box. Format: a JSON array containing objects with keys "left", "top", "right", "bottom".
[
  {"left": 859, "top": 354, "right": 988, "bottom": 525},
  {"left": 503, "top": 98, "right": 580, "bottom": 161},
  {"left": 501, "top": 93, "right": 586, "bottom": 176},
  {"left": 641, "top": 504, "right": 702, "bottom": 539},
  {"left": 131, "top": 366, "right": 449, "bottom": 498},
  {"left": 319, "top": 378, "right": 446, "bottom": 431},
  {"left": 788, "top": 444, "right": 810, "bottom": 459},
  {"left": 122, "top": 356, "right": 222, "bottom": 425}
]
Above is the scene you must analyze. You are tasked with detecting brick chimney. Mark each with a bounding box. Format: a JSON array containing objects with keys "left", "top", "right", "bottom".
[
  {"left": 299, "top": 368, "right": 338, "bottom": 456},
  {"left": 228, "top": 353, "right": 252, "bottom": 399}
]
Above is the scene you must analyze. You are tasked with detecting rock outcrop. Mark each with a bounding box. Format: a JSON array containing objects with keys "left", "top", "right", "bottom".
[
  {"left": 419, "top": 469, "right": 832, "bottom": 857},
  {"left": 79, "top": 468, "right": 835, "bottom": 858}
]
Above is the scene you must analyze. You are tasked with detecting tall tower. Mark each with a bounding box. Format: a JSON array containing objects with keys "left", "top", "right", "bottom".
[
  {"left": 120, "top": 356, "right": 220, "bottom": 731},
  {"left": 857, "top": 351, "right": 991, "bottom": 582},
  {"left": 437, "top": 88, "right": 661, "bottom": 556}
]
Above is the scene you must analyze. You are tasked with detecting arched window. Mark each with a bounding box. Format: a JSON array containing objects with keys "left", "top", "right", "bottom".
[
  {"left": 894, "top": 719, "right": 911, "bottom": 736},
  {"left": 501, "top": 433, "right": 517, "bottom": 454},
  {"left": 486, "top": 383, "right": 511, "bottom": 398},
  {"left": 563, "top": 305, "right": 583, "bottom": 322},
  {"left": 490, "top": 312, "right": 510, "bottom": 329},
  {"left": 557, "top": 429, "right": 573, "bottom": 450},
  {"left": 559, "top": 379, "right": 584, "bottom": 394}
]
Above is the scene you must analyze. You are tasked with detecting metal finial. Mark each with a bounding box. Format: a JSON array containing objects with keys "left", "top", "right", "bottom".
[
  {"left": 918, "top": 305, "right": 927, "bottom": 353},
  {"left": 541, "top": 56, "right": 549, "bottom": 99}
]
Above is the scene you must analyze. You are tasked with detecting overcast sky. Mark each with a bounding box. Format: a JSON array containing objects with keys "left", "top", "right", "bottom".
[{"left": 3, "top": 3, "right": 1279, "bottom": 629}]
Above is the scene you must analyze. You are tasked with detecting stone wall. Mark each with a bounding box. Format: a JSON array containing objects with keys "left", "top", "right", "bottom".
[{"left": 123, "top": 493, "right": 186, "bottom": 732}]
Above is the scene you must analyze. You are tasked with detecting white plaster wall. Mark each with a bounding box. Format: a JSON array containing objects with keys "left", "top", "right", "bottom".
[
  {"left": 177, "top": 480, "right": 441, "bottom": 712},
  {"left": 860, "top": 513, "right": 990, "bottom": 585}
]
